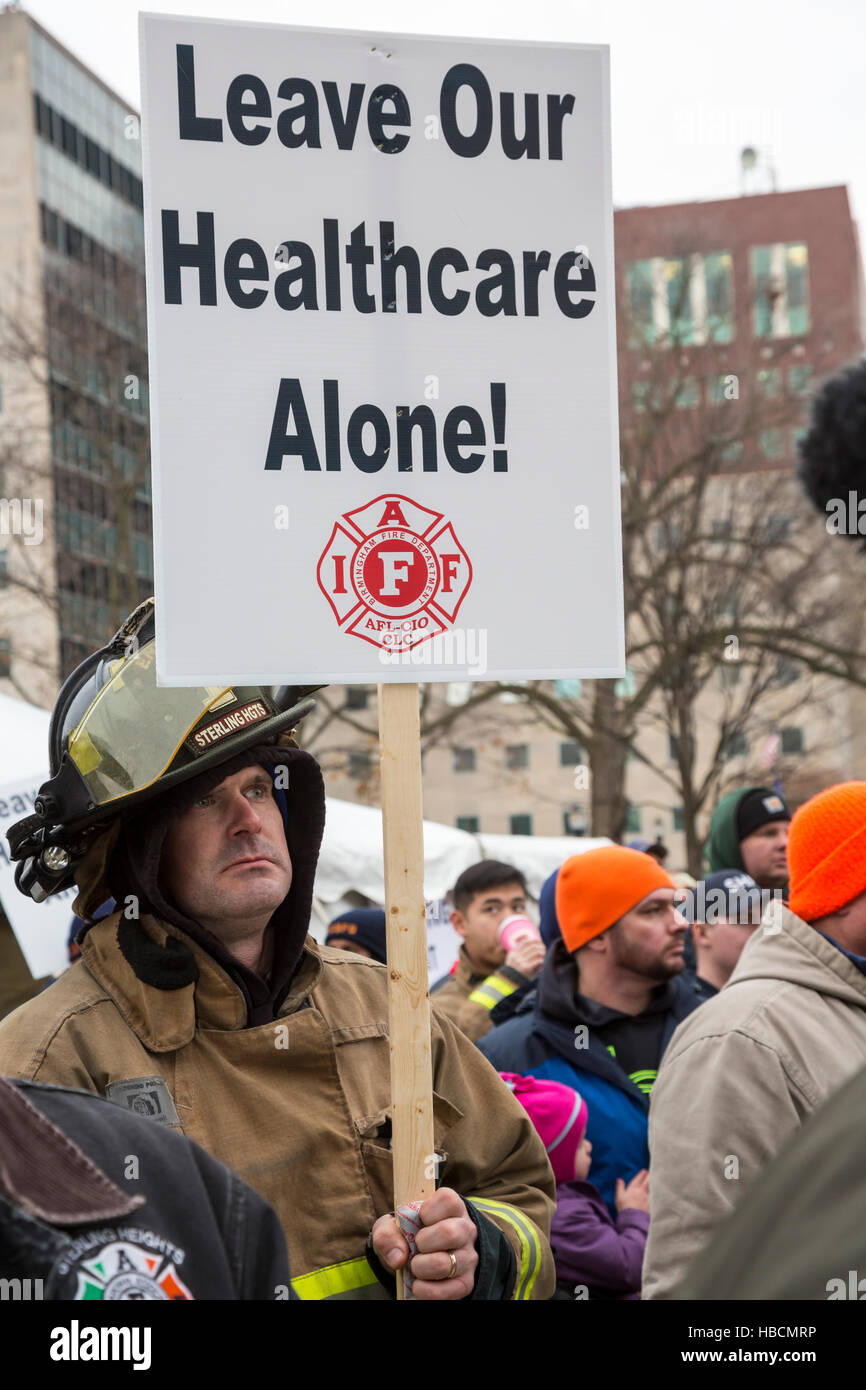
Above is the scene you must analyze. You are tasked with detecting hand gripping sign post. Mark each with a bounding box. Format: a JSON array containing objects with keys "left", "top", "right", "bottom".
[{"left": 139, "top": 15, "right": 623, "bottom": 1297}]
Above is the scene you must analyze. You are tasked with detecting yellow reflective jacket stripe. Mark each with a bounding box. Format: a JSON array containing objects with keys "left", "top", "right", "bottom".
[
  {"left": 468, "top": 973, "right": 519, "bottom": 1011},
  {"left": 291, "top": 1256, "right": 381, "bottom": 1300},
  {"left": 470, "top": 1197, "right": 542, "bottom": 1300}
]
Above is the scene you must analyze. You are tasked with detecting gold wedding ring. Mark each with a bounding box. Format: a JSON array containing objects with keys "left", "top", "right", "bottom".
[{"left": 447, "top": 1251, "right": 458, "bottom": 1279}]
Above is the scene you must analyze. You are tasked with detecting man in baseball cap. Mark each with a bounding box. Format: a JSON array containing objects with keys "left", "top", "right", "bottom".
[
  {"left": 643, "top": 781, "right": 866, "bottom": 1299},
  {"left": 705, "top": 785, "right": 790, "bottom": 890},
  {"left": 677, "top": 870, "right": 764, "bottom": 1000},
  {"left": 478, "top": 846, "right": 703, "bottom": 1217}
]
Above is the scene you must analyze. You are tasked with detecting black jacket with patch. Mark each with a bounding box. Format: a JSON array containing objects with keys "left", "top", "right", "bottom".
[{"left": 0, "top": 1077, "right": 295, "bottom": 1300}]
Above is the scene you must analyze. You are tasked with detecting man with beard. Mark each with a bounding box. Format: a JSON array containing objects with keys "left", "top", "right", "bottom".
[{"left": 478, "top": 846, "right": 702, "bottom": 1217}]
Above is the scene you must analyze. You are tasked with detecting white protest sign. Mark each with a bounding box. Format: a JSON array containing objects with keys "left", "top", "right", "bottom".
[
  {"left": 0, "top": 780, "right": 78, "bottom": 979},
  {"left": 140, "top": 16, "right": 623, "bottom": 685}
]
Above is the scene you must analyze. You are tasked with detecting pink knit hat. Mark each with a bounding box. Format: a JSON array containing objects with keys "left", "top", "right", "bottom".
[{"left": 500, "top": 1073, "right": 588, "bottom": 1184}]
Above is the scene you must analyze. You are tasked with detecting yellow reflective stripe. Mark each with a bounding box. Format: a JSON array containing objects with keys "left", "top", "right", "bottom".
[
  {"left": 468, "top": 974, "right": 518, "bottom": 1010},
  {"left": 291, "top": 1256, "right": 379, "bottom": 1300},
  {"left": 470, "top": 1197, "right": 542, "bottom": 1300}
]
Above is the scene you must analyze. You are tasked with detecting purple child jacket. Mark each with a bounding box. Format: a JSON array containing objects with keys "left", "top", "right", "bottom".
[{"left": 550, "top": 1180, "right": 650, "bottom": 1299}]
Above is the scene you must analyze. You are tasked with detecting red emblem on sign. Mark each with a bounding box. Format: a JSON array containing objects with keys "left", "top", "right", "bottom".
[{"left": 317, "top": 495, "right": 472, "bottom": 653}]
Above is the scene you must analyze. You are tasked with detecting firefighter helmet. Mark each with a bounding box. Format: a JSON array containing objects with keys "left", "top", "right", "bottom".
[{"left": 9, "top": 598, "right": 323, "bottom": 902}]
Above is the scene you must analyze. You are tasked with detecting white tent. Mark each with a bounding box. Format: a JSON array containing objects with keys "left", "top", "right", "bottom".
[
  {"left": 316, "top": 797, "right": 608, "bottom": 908},
  {"left": 0, "top": 690, "right": 52, "bottom": 781}
]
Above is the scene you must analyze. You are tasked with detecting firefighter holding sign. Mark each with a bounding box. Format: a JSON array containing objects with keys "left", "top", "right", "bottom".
[{"left": 0, "top": 601, "right": 555, "bottom": 1300}]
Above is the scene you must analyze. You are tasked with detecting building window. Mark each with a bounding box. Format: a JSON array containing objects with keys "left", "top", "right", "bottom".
[
  {"left": 780, "top": 726, "right": 804, "bottom": 755},
  {"left": 615, "top": 668, "right": 637, "bottom": 698},
  {"left": 33, "top": 93, "right": 144, "bottom": 211},
  {"left": 554, "top": 678, "right": 582, "bottom": 699},
  {"left": 627, "top": 259, "right": 656, "bottom": 346},
  {"left": 674, "top": 377, "right": 701, "bottom": 409},
  {"left": 347, "top": 750, "right": 373, "bottom": 780},
  {"left": 722, "top": 731, "right": 748, "bottom": 759},
  {"left": 766, "top": 514, "right": 791, "bottom": 542},
  {"left": 711, "top": 518, "right": 733, "bottom": 542},
  {"left": 704, "top": 251, "right": 735, "bottom": 343},
  {"left": 510, "top": 814, "right": 533, "bottom": 836},
  {"left": 792, "top": 426, "right": 809, "bottom": 453},
  {"left": 788, "top": 365, "right": 813, "bottom": 397},
  {"left": 707, "top": 373, "right": 736, "bottom": 406},
  {"left": 0, "top": 638, "right": 10, "bottom": 678},
  {"left": 453, "top": 748, "right": 476, "bottom": 773},
  {"left": 632, "top": 380, "right": 654, "bottom": 413},
  {"left": 560, "top": 739, "right": 582, "bottom": 766},
  {"left": 775, "top": 657, "right": 799, "bottom": 686},
  {"left": 625, "top": 805, "right": 642, "bottom": 833},
  {"left": 664, "top": 258, "right": 694, "bottom": 345},
  {"left": 720, "top": 662, "right": 741, "bottom": 688},
  {"left": 759, "top": 429, "right": 785, "bottom": 460},
  {"left": 499, "top": 682, "right": 528, "bottom": 704},
  {"left": 446, "top": 682, "right": 472, "bottom": 705},
  {"left": 656, "top": 521, "right": 683, "bottom": 550},
  {"left": 714, "top": 592, "right": 741, "bottom": 621},
  {"left": 455, "top": 816, "right": 479, "bottom": 834},
  {"left": 751, "top": 243, "right": 810, "bottom": 338},
  {"left": 756, "top": 367, "right": 783, "bottom": 398},
  {"left": 719, "top": 439, "right": 743, "bottom": 463},
  {"left": 627, "top": 252, "right": 734, "bottom": 348},
  {"left": 673, "top": 806, "right": 685, "bottom": 832},
  {"left": 0, "top": 552, "right": 7, "bottom": 588},
  {"left": 668, "top": 733, "right": 679, "bottom": 761},
  {"left": 345, "top": 687, "right": 368, "bottom": 710},
  {"left": 506, "top": 744, "right": 529, "bottom": 770}
]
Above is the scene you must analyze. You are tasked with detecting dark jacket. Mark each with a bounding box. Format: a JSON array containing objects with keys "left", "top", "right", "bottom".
[
  {"left": 551, "top": 1180, "right": 649, "bottom": 1299},
  {"left": 477, "top": 940, "right": 702, "bottom": 1215},
  {"left": 0, "top": 1076, "right": 294, "bottom": 1299}
]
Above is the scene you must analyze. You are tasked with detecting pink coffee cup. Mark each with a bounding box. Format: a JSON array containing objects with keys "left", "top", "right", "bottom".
[{"left": 497, "top": 915, "right": 542, "bottom": 952}]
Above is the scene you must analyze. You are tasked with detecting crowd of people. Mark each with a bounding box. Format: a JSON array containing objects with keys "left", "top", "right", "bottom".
[{"left": 1, "top": 598, "right": 865, "bottom": 1302}]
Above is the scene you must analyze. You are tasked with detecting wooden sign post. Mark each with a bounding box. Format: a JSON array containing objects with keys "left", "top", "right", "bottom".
[{"left": 377, "top": 681, "right": 435, "bottom": 1300}]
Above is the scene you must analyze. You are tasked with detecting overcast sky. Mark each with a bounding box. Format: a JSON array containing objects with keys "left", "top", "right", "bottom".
[{"left": 19, "top": 0, "right": 866, "bottom": 233}]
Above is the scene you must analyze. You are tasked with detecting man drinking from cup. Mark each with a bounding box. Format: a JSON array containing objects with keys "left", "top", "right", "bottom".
[{"left": 431, "top": 862, "right": 545, "bottom": 1042}]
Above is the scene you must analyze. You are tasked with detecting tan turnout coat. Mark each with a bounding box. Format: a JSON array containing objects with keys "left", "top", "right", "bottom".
[
  {"left": 432, "top": 945, "right": 529, "bottom": 1042},
  {"left": 0, "top": 911, "right": 555, "bottom": 1300}
]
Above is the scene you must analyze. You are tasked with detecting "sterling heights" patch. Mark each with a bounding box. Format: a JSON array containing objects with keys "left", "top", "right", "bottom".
[{"left": 185, "top": 699, "right": 269, "bottom": 754}]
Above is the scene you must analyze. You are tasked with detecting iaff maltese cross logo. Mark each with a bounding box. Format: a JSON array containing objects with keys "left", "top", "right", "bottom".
[
  {"left": 73, "top": 1241, "right": 193, "bottom": 1301},
  {"left": 317, "top": 494, "right": 472, "bottom": 653}
]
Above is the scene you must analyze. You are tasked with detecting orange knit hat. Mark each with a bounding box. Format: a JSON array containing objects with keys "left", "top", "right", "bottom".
[
  {"left": 788, "top": 782, "right": 866, "bottom": 922},
  {"left": 555, "top": 846, "right": 676, "bottom": 952}
]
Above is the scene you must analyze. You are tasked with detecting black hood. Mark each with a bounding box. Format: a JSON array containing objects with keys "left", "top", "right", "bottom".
[{"left": 105, "top": 740, "right": 326, "bottom": 1025}]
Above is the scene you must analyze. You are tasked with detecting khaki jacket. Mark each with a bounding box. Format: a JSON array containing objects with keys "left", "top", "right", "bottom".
[
  {"left": 0, "top": 913, "right": 555, "bottom": 1300},
  {"left": 432, "top": 945, "right": 528, "bottom": 1042},
  {"left": 642, "top": 902, "right": 866, "bottom": 1299}
]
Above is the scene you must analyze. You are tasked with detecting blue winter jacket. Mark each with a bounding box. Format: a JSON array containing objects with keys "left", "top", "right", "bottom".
[{"left": 477, "top": 942, "right": 703, "bottom": 1216}]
